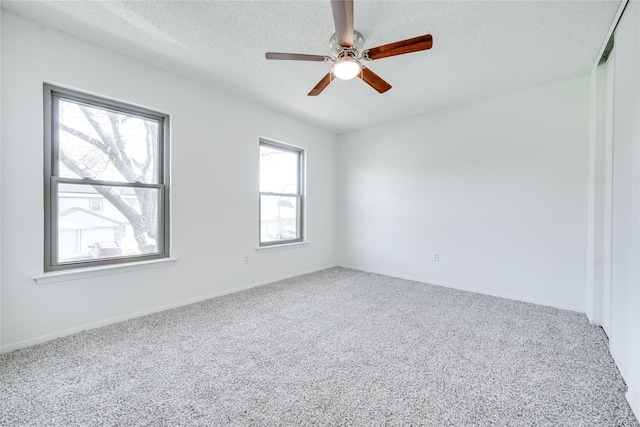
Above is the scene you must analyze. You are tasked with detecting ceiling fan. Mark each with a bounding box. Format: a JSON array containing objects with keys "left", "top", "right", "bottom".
[{"left": 265, "top": 0, "right": 433, "bottom": 96}]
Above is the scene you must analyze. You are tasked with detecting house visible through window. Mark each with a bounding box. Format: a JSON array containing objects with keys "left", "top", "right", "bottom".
[
  {"left": 259, "top": 140, "right": 304, "bottom": 246},
  {"left": 44, "top": 84, "right": 170, "bottom": 271}
]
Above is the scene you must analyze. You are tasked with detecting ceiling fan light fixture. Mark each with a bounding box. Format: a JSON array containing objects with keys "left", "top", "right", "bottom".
[{"left": 331, "top": 57, "right": 362, "bottom": 80}]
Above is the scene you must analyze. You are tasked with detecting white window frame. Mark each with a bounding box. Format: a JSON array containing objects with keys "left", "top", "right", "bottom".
[
  {"left": 259, "top": 139, "right": 305, "bottom": 247},
  {"left": 43, "top": 84, "right": 171, "bottom": 272}
]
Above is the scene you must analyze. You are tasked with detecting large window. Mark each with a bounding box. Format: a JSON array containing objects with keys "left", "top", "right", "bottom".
[
  {"left": 44, "top": 84, "right": 170, "bottom": 271},
  {"left": 259, "top": 140, "right": 304, "bottom": 246}
]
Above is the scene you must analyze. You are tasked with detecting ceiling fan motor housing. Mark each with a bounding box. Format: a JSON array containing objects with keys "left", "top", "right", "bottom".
[{"left": 330, "top": 30, "right": 364, "bottom": 60}]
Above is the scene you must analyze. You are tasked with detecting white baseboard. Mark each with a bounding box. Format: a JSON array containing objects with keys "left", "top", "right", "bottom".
[
  {"left": 1, "top": 264, "right": 338, "bottom": 354},
  {"left": 628, "top": 391, "right": 640, "bottom": 423},
  {"left": 337, "top": 264, "right": 584, "bottom": 313}
]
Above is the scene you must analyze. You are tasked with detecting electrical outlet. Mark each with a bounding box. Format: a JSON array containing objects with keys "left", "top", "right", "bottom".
[
  {"left": 432, "top": 252, "right": 440, "bottom": 262},
  {"left": 243, "top": 255, "right": 250, "bottom": 264}
]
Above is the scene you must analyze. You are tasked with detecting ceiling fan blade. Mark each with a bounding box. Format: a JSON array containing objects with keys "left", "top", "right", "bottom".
[
  {"left": 331, "top": 0, "right": 354, "bottom": 47},
  {"left": 359, "top": 67, "right": 392, "bottom": 93},
  {"left": 308, "top": 73, "right": 333, "bottom": 96},
  {"left": 265, "top": 52, "right": 330, "bottom": 62},
  {"left": 364, "top": 34, "right": 433, "bottom": 60}
]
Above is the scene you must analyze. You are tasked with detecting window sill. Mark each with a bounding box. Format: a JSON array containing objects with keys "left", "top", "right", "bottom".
[
  {"left": 256, "top": 241, "right": 308, "bottom": 252},
  {"left": 32, "top": 257, "right": 178, "bottom": 285}
]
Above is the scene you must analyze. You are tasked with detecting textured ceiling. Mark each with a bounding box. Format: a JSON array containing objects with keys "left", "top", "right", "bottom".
[{"left": 2, "top": 0, "right": 621, "bottom": 133}]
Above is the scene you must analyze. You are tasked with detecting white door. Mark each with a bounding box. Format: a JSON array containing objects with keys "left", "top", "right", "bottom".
[{"left": 608, "top": 7, "right": 640, "bottom": 383}]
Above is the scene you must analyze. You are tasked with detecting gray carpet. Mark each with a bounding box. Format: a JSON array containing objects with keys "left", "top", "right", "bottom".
[{"left": 1, "top": 267, "right": 638, "bottom": 426}]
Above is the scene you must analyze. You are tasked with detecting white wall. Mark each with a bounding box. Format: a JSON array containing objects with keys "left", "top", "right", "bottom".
[
  {"left": 337, "top": 75, "right": 590, "bottom": 311},
  {"left": 0, "top": 11, "right": 338, "bottom": 352},
  {"left": 0, "top": 6, "right": 3, "bottom": 349}
]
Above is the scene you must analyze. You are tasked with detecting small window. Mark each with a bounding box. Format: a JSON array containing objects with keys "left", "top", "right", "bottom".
[
  {"left": 259, "top": 140, "right": 304, "bottom": 246},
  {"left": 44, "top": 84, "right": 170, "bottom": 271},
  {"left": 89, "top": 199, "right": 103, "bottom": 212}
]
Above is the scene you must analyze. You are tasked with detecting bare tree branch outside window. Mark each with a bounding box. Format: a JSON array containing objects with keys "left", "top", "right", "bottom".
[{"left": 58, "top": 101, "right": 159, "bottom": 254}]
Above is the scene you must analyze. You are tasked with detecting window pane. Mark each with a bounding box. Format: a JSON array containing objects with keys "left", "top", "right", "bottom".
[
  {"left": 57, "top": 183, "right": 161, "bottom": 264},
  {"left": 260, "top": 195, "right": 300, "bottom": 243},
  {"left": 57, "top": 98, "right": 160, "bottom": 184},
  {"left": 259, "top": 144, "right": 299, "bottom": 193}
]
